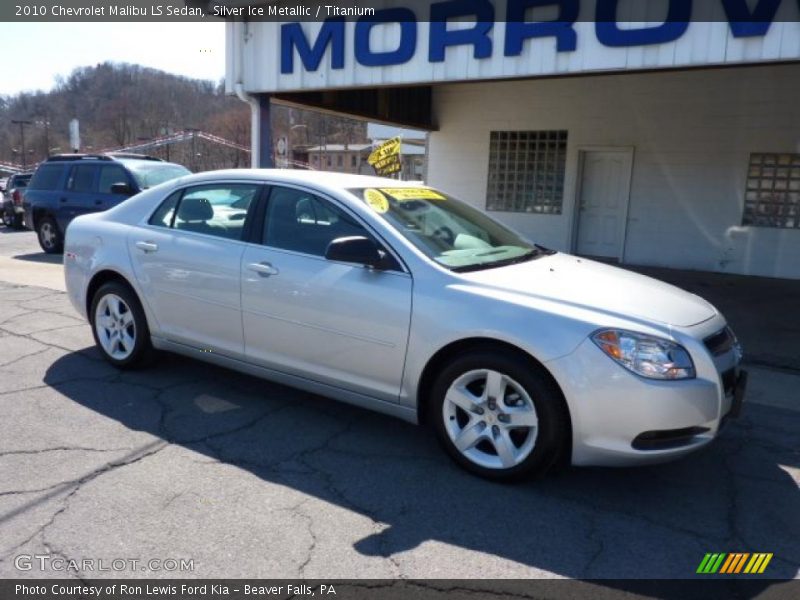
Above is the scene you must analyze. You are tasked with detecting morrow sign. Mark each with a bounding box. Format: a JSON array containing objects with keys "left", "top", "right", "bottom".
[{"left": 280, "top": 0, "right": 793, "bottom": 73}]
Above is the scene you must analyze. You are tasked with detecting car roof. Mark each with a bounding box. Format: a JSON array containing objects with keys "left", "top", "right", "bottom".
[{"left": 178, "top": 169, "right": 428, "bottom": 192}]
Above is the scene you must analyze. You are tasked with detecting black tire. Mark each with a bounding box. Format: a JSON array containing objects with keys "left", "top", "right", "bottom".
[
  {"left": 36, "top": 216, "right": 63, "bottom": 254},
  {"left": 89, "top": 281, "right": 155, "bottom": 369},
  {"left": 11, "top": 213, "right": 24, "bottom": 230},
  {"left": 430, "top": 349, "right": 570, "bottom": 481},
  {"left": 1, "top": 210, "right": 10, "bottom": 227}
]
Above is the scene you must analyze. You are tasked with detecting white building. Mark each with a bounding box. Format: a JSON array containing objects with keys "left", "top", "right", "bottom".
[{"left": 226, "top": 2, "right": 800, "bottom": 279}]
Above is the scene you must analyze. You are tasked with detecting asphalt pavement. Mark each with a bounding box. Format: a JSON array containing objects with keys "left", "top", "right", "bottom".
[{"left": 0, "top": 227, "right": 797, "bottom": 586}]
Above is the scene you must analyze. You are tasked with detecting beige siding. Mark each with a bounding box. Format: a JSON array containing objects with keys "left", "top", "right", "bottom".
[{"left": 427, "top": 64, "right": 800, "bottom": 279}]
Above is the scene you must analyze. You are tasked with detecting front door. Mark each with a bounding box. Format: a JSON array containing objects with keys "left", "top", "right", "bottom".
[
  {"left": 240, "top": 185, "right": 412, "bottom": 402},
  {"left": 575, "top": 149, "right": 633, "bottom": 260}
]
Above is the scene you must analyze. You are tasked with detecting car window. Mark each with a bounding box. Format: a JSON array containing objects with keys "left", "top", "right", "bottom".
[
  {"left": 172, "top": 184, "right": 258, "bottom": 241},
  {"left": 68, "top": 164, "right": 97, "bottom": 193},
  {"left": 148, "top": 190, "right": 182, "bottom": 228},
  {"left": 262, "top": 187, "right": 371, "bottom": 256},
  {"left": 29, "top": 164, "right": 65, "bottom": 190},
  {"left": 124, "top": 162, "right": 191, "bottom": 188},
  {"left": 98, "top": 165, "right": 130, "bottom": 194}
]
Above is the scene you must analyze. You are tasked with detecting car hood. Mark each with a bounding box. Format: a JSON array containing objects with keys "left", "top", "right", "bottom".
[{"left": 457, "top": 253, "right": 717, "bottom": 328}]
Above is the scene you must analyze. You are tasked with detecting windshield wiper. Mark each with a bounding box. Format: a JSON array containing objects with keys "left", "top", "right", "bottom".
[{"left": 451, "top": 248, "right": 546, "bottom": 273}]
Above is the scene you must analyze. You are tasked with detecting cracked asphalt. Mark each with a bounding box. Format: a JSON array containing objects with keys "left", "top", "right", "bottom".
[{"left": 0, "top": 228, "right": 798, "bottom": 585}]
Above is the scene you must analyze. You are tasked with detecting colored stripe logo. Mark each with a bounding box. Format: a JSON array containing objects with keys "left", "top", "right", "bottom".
[{"left": 697, "top": 553, "right": 773, "bottom": 574}]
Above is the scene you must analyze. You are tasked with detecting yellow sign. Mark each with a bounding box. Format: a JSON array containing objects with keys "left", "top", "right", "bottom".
[
  {"left": 368, "top": 137, "right": 402, "bottom": 176},
  {"left": 380, "top": 188, "right": 446, "bottom": 201},
  {"left": 368, "top": 137, "right": 401, "bottom": 165},
  {"left": 363, "top": 189, "right": 390, "bottom": 213}
]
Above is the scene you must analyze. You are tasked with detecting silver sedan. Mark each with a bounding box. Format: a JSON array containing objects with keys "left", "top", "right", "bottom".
[{"left": 64, "top": 170, "right": 746, "bottom": 480}]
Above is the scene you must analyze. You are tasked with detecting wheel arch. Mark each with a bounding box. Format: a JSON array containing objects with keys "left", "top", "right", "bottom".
[
  {"left": 415, "top": 337, "right": 573, "bottom": 464},
  {"left": 85, "top": 269, "right": 140, "bottom": 318}
]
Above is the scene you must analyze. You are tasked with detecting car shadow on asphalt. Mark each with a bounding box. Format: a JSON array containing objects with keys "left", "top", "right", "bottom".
[
  {"left": 11, "top": 252, "right": 62, "bottom": 265},
  {"left": 41, "top": 349, "right": 799, "bottom": 590}
]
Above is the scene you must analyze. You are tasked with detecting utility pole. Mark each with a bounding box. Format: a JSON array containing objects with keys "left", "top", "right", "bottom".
[
  {"left": 11, "top": 120, "right": 32, "bottom": 168},
  {"left": 186, "top": 128, "right": 200, "bottom": 171}
]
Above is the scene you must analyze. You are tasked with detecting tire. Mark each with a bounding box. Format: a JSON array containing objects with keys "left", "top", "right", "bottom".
[
  {"left": 11, "top": 214, "right": 24, "bottom": 230},
  {"left": 36, "top": 216, "right": 63, "bottom": 254},
  {"left": 89, "top": 281, "right": 154, "bottom": 369},
  {"left": 1, "top": 210, "right": 10, "bottom": 227},
  {"left": 431, "top": 350, "right": 570, "bottom": 481}
]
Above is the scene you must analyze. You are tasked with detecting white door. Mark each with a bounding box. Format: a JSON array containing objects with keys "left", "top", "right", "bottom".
[
  {"left": 241, "top": 185, "right": 412, "bottom": 403},
  {"left": 575, "top": 149, "right": 633, "bottom": 260}
]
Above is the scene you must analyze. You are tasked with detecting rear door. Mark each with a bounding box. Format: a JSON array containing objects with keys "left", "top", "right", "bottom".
[
  {"left": 60, "top": 163, "right": 99, "bottom": 230},
  {"left": 128, "top": 181, "right": 263, "bottom": 358}
]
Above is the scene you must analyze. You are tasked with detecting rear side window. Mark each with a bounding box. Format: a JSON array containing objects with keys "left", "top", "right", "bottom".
[
  {"left": 68, "top": 164, "right": 97, "bottom": 193},
  {"left": 149, "top": 190, "right": 182, "bottom": 228},
  {"left": 29, "top": 164, "right": 65, "bottom": 190},
  {"left": 98, "top": 165, "right": 130, "bottom": 194}
]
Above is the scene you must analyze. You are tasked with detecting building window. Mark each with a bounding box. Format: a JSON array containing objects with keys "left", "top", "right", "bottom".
[
  {"left": 351, "top": 155, "right": 357, "bottom": 167},
  {"left": 337, "top": 155, "right": 343, "bottom": 167},
  {"left": 743, "top": 153, "right": 800, "bottom": 229},
  {"left": 486, "top": 130, "right": 567, "bottom": 213}
]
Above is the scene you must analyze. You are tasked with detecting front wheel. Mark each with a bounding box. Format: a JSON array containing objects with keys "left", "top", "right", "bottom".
[
  {"left": 90, "top": 282, "right": 154, "bottom": 369},
  {"left": 37, "top": 217, "right": 63, "bottom": 254},
  {"left": 431, "top": 350, "right": 570, "bottom": 481}
]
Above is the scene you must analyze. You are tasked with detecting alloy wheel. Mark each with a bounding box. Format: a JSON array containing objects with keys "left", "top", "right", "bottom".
[
  {"left": 443, "top": 369, "right": 539, "bottom": 470},
  {"left": 94, "top": 293, "right": 137, "bottom": 360}
]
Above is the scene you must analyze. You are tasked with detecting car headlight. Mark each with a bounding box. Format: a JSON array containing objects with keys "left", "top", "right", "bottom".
[{"left": 591, "top": 329, "right": 695, "bottom": 380}]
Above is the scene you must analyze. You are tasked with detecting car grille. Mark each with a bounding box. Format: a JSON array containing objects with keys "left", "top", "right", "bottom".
[{"left": 704, "top": 326, "right": 736, "bottom": 356}]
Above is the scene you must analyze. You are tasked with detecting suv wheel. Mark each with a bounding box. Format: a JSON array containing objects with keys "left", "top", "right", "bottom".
[
  {"left": 431, "top": 350, "right": 569, "bottom": 481},
  {"left": 90, "top": 282, "right": 154, "bottom": 369},
  {"left": 1, "top": 210, "right": 11, "bottom": 228},
  {"left": 37, "top": 217, "right": 63, "bottom": 254}
]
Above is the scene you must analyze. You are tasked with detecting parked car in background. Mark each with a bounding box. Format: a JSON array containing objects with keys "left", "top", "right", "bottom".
[
  {"left": 2, "top": 172, "right": 33, "bottom": 229},
  {"left": 63, "top": 169, "right": 746, "bottom": 480},
  {"left": 24, "top": 153, "right": 191, "bottom": 253}
]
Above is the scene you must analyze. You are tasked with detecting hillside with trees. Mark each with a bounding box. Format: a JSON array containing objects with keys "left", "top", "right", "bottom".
[{"left": 0, "top": 62, "right": 366, "bottom": 172}]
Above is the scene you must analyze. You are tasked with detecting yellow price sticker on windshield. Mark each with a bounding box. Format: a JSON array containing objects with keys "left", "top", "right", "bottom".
[
  {"left": 380, "top": 188, "right": 446, "bottom": 201},
  {"left": 364, "top": 188, "right": 390, "bottom": 213}
]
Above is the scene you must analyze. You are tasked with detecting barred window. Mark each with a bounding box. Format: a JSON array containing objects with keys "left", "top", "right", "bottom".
[
  {"left": 486, "top": 130, "right": 567, "bottom": 213},
  {"left": 743, "top": 153, "right": 800, "bottom": 229}
]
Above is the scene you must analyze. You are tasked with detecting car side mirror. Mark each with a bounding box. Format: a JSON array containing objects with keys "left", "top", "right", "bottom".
[
  {"left": 325, "top": 236, "right": 388, "bottom": 269},
  {"left": 110, "top": 182, "right": 133, "bottom": 196}
]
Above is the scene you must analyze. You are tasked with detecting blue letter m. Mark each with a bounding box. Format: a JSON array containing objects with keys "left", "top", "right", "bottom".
[{"left": 281, "top": 19, "right": 345, "bottom": 74}]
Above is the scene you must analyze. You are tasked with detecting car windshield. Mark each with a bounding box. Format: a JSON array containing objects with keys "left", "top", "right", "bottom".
[
  {"left": 124, "top": 162, "right": 191, "bottom": 189},
  {"left": 349, "top": 187, "right": 548, "bottom": 271}
]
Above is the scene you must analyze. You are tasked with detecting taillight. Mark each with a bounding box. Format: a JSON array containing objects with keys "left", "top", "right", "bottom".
[{"left": 13, "top": 190, "right": 21, "bottom": 205}]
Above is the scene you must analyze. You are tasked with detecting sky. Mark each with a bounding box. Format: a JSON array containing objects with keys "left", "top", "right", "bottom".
[{"left": 0, "top": 22, "right": 227, "bottom": 96}]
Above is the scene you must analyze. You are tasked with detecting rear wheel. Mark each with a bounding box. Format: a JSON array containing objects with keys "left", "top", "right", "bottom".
[
  {"left": 431, "top": 350, "right": 569, "bottom": 481},
  {"left": 90, "top": 282, "right": 154, "bottom": 369},
  {"left": 1, "top": 210, "right": 11, "bottom": 227},
  {"left": 10, "top": 213, "right": 24, "bottom": 230},
  {"left": 37, "top": 217, "right": 63, "bottom": 254}
]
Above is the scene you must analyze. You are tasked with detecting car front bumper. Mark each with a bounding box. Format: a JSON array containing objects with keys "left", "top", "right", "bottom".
[{"left": 546, "top": 318, "right": 744, "bottom": 467}]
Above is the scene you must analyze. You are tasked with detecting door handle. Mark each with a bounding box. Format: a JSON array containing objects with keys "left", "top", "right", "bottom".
[
  {"left": 94, "top": 199, "right": 103, "bottom": 205},
  {"left": 59, "top": 197, "right": 68, "bottom": 202},
  {"left": 247, "top": 261, "right": 279, "bottom": 277},
  {"left": 135, "top": 241, "right": 159, "bottom": 253}
]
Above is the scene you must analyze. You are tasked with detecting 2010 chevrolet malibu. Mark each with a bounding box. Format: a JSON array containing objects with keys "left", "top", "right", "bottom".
[{"left": 64, "top": 170, "right": 747, "bottom": 480}]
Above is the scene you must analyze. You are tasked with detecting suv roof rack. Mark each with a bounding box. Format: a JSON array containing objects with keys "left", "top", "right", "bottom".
[
  {"left": 46, "top": 154, "right": 114, "bottom": 162},
  {"left": 104, "top": 152, "right": 163, "bottom": 162},
  {"left": 45, "top": 153, "right": 164, "bottom": 163}
]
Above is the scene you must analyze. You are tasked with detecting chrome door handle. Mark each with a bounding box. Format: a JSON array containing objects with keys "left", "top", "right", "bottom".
[
  {"left": 247, "top": 261, "right": 279, "bottom": 277},
  {"left": 135, "top": 241, "right": 159, "bottom": 253}
]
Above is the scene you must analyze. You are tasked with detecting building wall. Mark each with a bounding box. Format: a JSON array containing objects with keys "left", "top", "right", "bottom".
[{"left": 427, "top": 64, "right": 800, "bottom": 279}]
